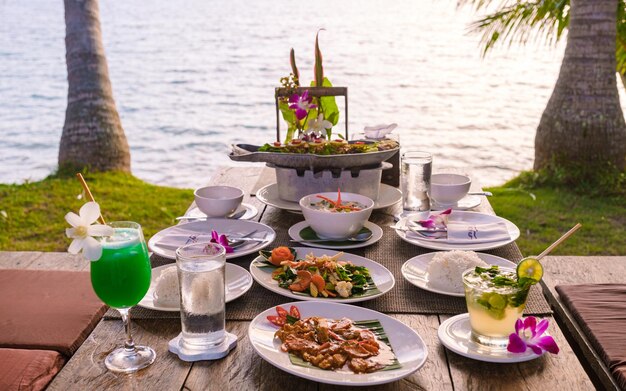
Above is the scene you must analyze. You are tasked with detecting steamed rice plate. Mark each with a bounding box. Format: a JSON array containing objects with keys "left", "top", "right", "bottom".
[
  {"left": 154, "top": 266, "right": 180, "bottom": 307},
  {"left": 427, "top": 251, "right": 488, "bottom": 293}
]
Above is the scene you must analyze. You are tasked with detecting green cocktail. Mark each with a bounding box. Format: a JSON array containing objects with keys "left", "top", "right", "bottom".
[
  {"left": 89, "top": 221, "right": 156, "bottom": 373},
  {"left": 90, "top": 232, "right": 151, "bottom": 308}
]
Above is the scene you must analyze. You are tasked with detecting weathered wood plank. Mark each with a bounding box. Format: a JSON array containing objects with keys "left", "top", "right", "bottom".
[
  {"left": 441, "top": 314, "right": 594, "bottom": 390},
  {"left": 48, "top": 318, "right": 190, "bottom": 391},
  {"left": 0, "top": 251, "right": 89, "bottom": 271}
]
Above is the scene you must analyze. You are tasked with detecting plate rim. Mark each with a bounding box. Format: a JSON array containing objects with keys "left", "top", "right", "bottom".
[
  {"left": 138, "top": 263, "right": 254, "bottom": 311},
  {"left": 249, "top": 247, "right": 395, "bottom": 303},
  {"left": 147, "top": 219, "right": 276, "bottom": 260},
  {"left": 438, "top": 313, "right": 544, "bottom": 363},
  {"left": 395, "top": 211, "right": 520, "bottom": 251},
  {"left": 288, "top": 220, "right": 383, "bottom": 250},
  {"left": 431, "top": 194, "right": 482, "bottom": 211},
  {"left": 183, "top": 202, "right": 258, "bottom": 220},
  {"left": 401, "top": 252, "right": 516, "bottom": 297},
  {"left": 248, "top": 300, "right": 428, "bottom": 386},
  {"left": 256, "top": 183, "right": 401, "bottom": 211}
]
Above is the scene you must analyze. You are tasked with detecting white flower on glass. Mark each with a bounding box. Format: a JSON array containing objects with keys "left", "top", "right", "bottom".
[
  {"left": 363, "top": 123, "right": 397, "bottom": 139},
  {"left": 65, "top": 202, "right": 114, "bottom": 261},
  {"left": 306, "top": 114, "right": 332, "bottom": 134}
]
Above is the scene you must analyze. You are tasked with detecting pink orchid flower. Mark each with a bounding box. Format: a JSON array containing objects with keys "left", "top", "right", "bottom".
[
  {"left": 210, "top": 230, "right": 233, "bottom": 253},
  {"left": 417, "top": 208, "right": 452, "bottom": 228},
  {"left": 288, "top": 90, "right": 317, "bottom": 120},
  {"left": 507, "top": 317, "right": 559, "bottom": 355}
]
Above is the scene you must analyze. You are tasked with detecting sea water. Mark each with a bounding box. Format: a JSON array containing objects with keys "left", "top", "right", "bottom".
[{"left": 178, "top": 257, "right": 226, "bottom": 349}]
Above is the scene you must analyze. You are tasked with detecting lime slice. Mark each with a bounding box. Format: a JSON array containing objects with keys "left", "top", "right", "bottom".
[{"left": 517, "top": 257, "right": 543, "bottom": 282}]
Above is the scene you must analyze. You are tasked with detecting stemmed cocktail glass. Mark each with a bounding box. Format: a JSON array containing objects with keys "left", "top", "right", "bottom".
[{"left": 90, "top": 221, "right": 155, "bottom": 373}]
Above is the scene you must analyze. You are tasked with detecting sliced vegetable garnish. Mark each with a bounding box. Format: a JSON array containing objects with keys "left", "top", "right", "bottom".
[{"left": 517, "top": 257, "right": 543, "bottom": 282}]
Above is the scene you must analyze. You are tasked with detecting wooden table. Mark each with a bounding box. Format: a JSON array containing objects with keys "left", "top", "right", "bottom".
[{"left": 2, "top": 166, "right": 597, "bottom": 390}]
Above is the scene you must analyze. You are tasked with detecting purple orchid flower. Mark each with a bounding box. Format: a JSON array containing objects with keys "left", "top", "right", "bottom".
[
  {"left": 507, "top": 317, "right": 559, "bottom": 355},
  {"left": 288, "top": 90, "right": 317, "bottom": 120},
  {"left": 210, "top": 230, "right": 233, "bottom": 253},
  {"left": 417, "top": 208, "right": 452, "bottom": 228}
]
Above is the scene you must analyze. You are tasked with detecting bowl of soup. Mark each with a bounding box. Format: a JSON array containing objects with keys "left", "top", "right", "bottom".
[{"left": 299, "top": 192, "right": 374, "bottom": 239}]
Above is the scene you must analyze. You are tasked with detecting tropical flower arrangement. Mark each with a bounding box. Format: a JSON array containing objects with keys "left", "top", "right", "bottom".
[
  {"left": 258, "top": 31, "right": 399, "bottom": 156},
  {"left": 507, "top": 316, "right": 559, "bottom": 355}
]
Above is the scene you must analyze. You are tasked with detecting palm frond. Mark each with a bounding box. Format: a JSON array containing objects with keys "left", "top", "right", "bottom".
[{"left": 466, "top": 0, "right": 569, "bottom": 56}]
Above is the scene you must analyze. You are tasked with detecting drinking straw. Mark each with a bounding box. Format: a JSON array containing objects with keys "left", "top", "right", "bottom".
[
  {"left": 536, "top": 223, "right": 582, "bottom": 260},
  {"left": 76, "top": 173, "right": 106, "bottom": 225}
]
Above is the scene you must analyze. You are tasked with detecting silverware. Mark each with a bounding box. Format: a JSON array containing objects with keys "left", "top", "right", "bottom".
[
  {"left": 468, "top": 191, "right": 493, "bottom": 197},
  {"left": 292, "top": 231, "right": 373, "bottom": 243},
  {"left": 391, "top": 226, "right": 447, "bottom": 233}
]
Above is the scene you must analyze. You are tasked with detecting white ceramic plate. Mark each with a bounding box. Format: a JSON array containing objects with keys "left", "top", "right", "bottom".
[
  {"left": 181, "top": 203, "right": 258, "bottom": 221},
  {"left": 431, "top": 195, "right": 481, "bottom": 211},
  {"left": 138, "top": 263, "right": 253, "bottom": 311},
  {"left": 438, "top": 313, "right": 544, "bottom": 363},
  {"left": 394, "top": 211, "right": 520, "bottom": 251},
  {"left": 250, "top": 247, "right": 395, "bottom": 303},
  {"left": 148, "top": 219, "right": 275, "bottom": 260},
  {"left": 401, "top": 252, "right": 516, "bottom": 297},
  {"left": 256, "top": 183, "right": 401, "bottom": 212},
  {"left": 288, "top": 221, "right": 383, "bottom": 250},
  {"left": 249, "top": 301, "right": 428, "bottom": 386}
]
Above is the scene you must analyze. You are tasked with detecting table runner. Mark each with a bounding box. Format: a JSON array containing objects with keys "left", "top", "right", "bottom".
[{"left": 105, "top": 211, "right": 551, "bottom": 320}]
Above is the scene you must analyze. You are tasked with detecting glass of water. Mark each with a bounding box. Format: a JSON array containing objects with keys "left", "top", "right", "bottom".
[
  {"left": 401, "top": 151, "right": 433, "bottom": 212},
  {"left": 175, "top": 242, "right": 226, "bottom": 350}
]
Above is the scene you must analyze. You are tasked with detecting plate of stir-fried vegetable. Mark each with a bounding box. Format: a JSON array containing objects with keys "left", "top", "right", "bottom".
[{"left": 250, "top": 247, "right": 395, "bottom": 303}]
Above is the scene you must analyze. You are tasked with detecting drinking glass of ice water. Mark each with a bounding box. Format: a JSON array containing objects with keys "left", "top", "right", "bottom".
[
  {"left": 401, "top": 151, "right": 432, "bottom": 212},
  {"left": 90, "top": 221, "right": 155, "bottom": 373},
  {"left": 175, "top": 242, "right": 226, "bottom": 350}
]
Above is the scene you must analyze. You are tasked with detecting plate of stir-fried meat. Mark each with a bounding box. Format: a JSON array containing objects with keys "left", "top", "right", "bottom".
[
  {"left": 248, "top": 301, "right": 428, "bottom": 386},
  {"left": 250, "top": 247, "right": 395, "bottom": 303}
]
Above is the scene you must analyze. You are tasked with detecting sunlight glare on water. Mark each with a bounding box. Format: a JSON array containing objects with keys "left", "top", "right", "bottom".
[{"left": 1, "top": 0, "right": 622, "bottom": 188}]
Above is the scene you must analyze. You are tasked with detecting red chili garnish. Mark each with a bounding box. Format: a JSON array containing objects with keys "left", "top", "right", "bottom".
[
  {"left": 290, "top": 306, "right": 301, "bottom": 319},
  {"left": 291, "top": 139, "right": 302, "bottom": 145},
  {"left": 267, "top": 315, "right": 286, "bottom": 326},
  {"left": 273, "top": 142, "right": 282, "bottom": 147},
  {"left": 354, "top": 141, "right": 365, "bottom": 145},
  {"left": 275, "top": 306, "right": 288, "bottom": 318}
]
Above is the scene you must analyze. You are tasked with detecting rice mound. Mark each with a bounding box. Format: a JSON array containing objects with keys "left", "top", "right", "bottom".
[
  {"left": 427, "top": 250, "right": 488, "bottom": 293},
  {"left": 153, "top": 266, "right": 180, "bottom": 307}
]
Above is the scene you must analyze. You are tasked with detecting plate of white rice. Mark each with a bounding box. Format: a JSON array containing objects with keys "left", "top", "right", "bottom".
[
  {"left": 138, "top": 263, "right": 253, "bottom": 311},
  {"left": 401, "top": 251, "right": 516, "bottom": 297}
]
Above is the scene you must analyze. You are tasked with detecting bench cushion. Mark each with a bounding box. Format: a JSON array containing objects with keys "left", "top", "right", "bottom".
[
  {"left": 0, "top": 269, "right": 106, "bottom": 357},
  {"left": 556, "top": 284, "right": 626, "bottom": 390},
  {"left": 0, "top": 348, "right": 64, "bottom": 391}
]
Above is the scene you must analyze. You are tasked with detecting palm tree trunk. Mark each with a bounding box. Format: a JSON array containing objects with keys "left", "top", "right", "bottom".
[
  {"left": 59, "top": 0, "right": 130, "bottom": 172},
  {"left": 534, "top": 0, "right": 626, "bottom": 171}
]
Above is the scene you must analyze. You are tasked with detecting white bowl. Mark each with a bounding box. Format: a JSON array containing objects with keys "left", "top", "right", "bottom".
[
  {"left": 194, "top": 186, "right": 244, "bottom": 218},
  {"left": 429, "top": 174, "right": 471, "bottom": 205},
  {"left": 299, "top": 192, "right": 374, "bottom": 239}
]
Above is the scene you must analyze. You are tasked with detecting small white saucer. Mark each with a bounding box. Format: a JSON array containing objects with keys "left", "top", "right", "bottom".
[
  {"left": 182, "top": 203, "right": 258, "bottom": 220},
  {"left": 431, "top": 195, "right": 482, "bottom": 211},
  {"left": 168, "top": 331, "right": 237, "bottom": 362},
  {"left": 438, "top": 314, "right": 544, "bottom": 363},
  {"left": 288, "top": 220, "right": 383, "bottom": 249}
]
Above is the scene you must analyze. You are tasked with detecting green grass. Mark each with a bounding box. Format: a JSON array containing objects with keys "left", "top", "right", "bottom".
[
  {"left": 0, "top": 172, "right": 192, "bottom": 251},
  {"left": 0, "top": 171, "right": 624, "bottom": 255},
  {"left": 486, "top": 181, "right": 626, "bottom": 256}
]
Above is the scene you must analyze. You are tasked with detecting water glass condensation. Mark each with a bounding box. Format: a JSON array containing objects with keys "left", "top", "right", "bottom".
[
  {"left": 176, "top": 242, "right": 226, "bottom": 350},
  {"left": 401, "top": 151, "right": 432, "bottom": 212}
]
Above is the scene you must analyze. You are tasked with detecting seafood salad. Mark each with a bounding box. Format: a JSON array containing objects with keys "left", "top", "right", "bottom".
[
  {"left": 260, "top": 247, "right": 377, "bottom": 298},
  {"left": 267, "top": 306, "right": 399, "bottom": 373}
]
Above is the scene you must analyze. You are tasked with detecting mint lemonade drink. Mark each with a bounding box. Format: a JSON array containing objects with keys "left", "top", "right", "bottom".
[
  {"left": 90, "top": 224, "right": 151, "bottom": 308},
  {"left": 463, "top": 266, "right": 531, "bottom": 347}
]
